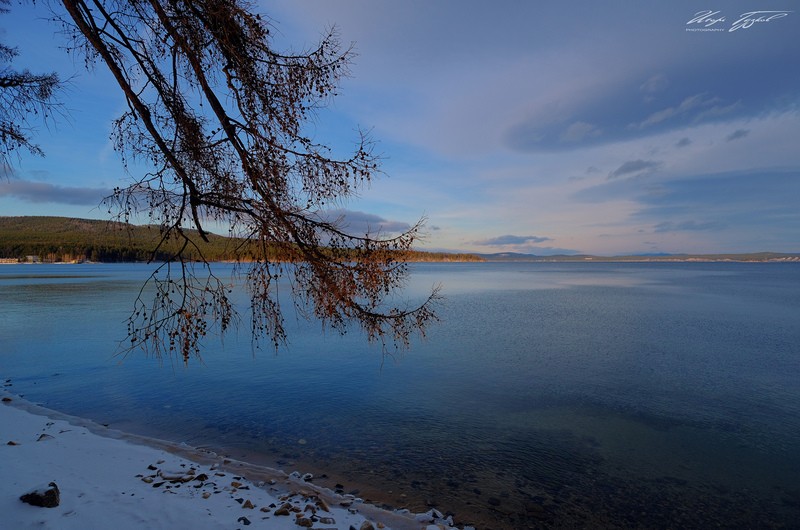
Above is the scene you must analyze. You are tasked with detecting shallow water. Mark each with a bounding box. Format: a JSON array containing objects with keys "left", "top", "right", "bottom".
[{"left": 2, "top": 262, "right": 799, "bottom": 528}]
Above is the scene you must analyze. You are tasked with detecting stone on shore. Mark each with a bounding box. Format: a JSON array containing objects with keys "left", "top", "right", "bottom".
[{"left": 20, "top": 482, "right": 60, "bottom": 508}]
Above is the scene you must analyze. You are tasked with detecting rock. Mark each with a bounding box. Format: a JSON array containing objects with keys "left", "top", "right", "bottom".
[
  {"left": 159, "top": 470, "right": 194, "bottom": 482},
  {"left": 141, "top": 476, "right": 154, "bottom": 484},
  {"left": 7, "top": 441, "right": 19, "bottom": 446},
  {"left": 301, "top": 473, "right": 313, "bottom": 482},
  {"left": 295, "top": 517, "right": 314, "bottom": 527},
  {"left": 318, "top": 517, "right": 336, "bottom": 524},
  {"left": 2, "top": 397, "right": 12, "bottom": 402},
  {"left": 202, "top": 492, "right": 211, "bottom": 499},
  {"left": 242, "top": 499, "right": 255, "bottom": 509},
  {"left": 316, "top": 498, "right": 331, "bottom": 512},
  {"left": 360, "top": 522, "right": 376, "bottom": 530},
  {"left": 36, "top": 433, "right": 54, "bottom": 442},
  {"left": 20, "top": 482, "right": 60, "bottom": 508},
  {"left": 237, "top": 516, "right": 251, "bottom": 526},
  {"left": 274, "top": 503, "right": 292, "bottom": 516}
]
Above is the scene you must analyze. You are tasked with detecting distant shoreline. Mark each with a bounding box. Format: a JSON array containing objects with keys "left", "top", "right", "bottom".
[
  {"left": 2, "top": 255, "right": 799, "bottom": 265},
  {"left": 1, "top": 216, "right": 798, "bottom": 265}
]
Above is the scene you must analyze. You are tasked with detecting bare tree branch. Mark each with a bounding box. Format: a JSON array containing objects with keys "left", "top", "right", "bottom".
[{"left": 56, "top": 0, "right": 439, "bottom": 363}]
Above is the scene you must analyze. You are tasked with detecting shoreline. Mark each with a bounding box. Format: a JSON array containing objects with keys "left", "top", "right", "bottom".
[{"left": 1, "top": 390, "right": 464, "bottom": 530}]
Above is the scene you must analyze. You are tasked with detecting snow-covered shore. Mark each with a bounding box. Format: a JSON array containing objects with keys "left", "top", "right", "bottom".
[{"left": 1, "top": 391, "right": 465, "bottom": 529}]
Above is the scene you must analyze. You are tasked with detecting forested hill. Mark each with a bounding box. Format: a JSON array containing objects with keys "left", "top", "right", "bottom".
[
  {"left": 0, "top": 216, "right": 484, "bottom": 263},
  {"left": 0, "top": 216, "right": 236, "bottom": 263}
]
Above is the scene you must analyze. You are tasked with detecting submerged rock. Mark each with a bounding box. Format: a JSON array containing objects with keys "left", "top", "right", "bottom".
[{"left": 20, "top": 482, "right": 60, "bottom": 508}]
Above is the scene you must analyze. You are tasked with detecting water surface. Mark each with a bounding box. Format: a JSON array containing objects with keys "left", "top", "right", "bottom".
[{"left": 1, "top": 262, "right": 799, "bottom": 528}]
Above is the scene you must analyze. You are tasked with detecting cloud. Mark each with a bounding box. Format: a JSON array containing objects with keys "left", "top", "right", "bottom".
[
  {"left": 473, "top": 234, "right": 553, "bottom": 246},
  {"left": 0, "top": 179, "right": 110, "bottom": 205},
  {"left": 632, "top": 168, "right": 800, "bottom": 246},
  {"left": 502, "top": 30, "right": 799, "bottom": 155},
  {"left": 273, "top": 0, "right": 799, "bottom": 160},
  {"left": 675, "top": 137, "right": 692, "bottom": 148},
  {"left": 608, "top": 159, "right": 662, "bottom": 179},
  {"left": 318, "top": 208, "right": 412, "bottom": 235},
  {"left": 726, "top": 129, "right": 749, "bottom": 142},
  {"left": 653, "top": 220, "right": 722, "bottom": 233},
  {"left": 635, "top": 93, "right": 729, "bottom": 129}
]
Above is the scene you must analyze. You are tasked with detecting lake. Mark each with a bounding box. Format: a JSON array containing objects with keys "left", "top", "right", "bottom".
[{"left": 1, "top": 261, "right": 799, "bottom": 528}]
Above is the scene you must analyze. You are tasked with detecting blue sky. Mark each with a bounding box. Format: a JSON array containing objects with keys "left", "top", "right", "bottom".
[{"left": 1, "top": 1, "right": 798, "bottom": 255}]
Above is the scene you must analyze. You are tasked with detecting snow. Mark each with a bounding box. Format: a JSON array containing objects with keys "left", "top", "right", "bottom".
[{"left": 1, "top": 391, "right": 463, "bottom": 530}]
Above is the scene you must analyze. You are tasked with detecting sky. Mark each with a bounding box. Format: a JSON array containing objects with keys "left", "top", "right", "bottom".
[{"left": 1, "top": 1, "right": 798, "bottom": 256}]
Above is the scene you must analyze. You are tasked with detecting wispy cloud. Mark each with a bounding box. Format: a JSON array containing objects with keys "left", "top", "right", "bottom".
[
  {"left": 608, "top": 160, "right": 662, "bottom": 179},
  {"left": 654, "top": 220, "right": 722, "bottom": 233},
  {"left": 0, "top": 179, "right": 110, "bottom": 205},
  {"left": 726, "top": 129, "right": 749, "bottom": 142},
  {"left": 639, "top": 96, "right": 743, "bottom": 132}
]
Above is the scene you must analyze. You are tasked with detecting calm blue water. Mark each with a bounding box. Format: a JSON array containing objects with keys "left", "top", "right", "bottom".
[{"left": 2, "top": 262, "right": 799, "bottom": 528}]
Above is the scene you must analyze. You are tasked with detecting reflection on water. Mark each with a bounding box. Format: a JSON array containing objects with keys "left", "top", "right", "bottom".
[{"left": 2, "top": 262, "right": 800, "bottom": 528}]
